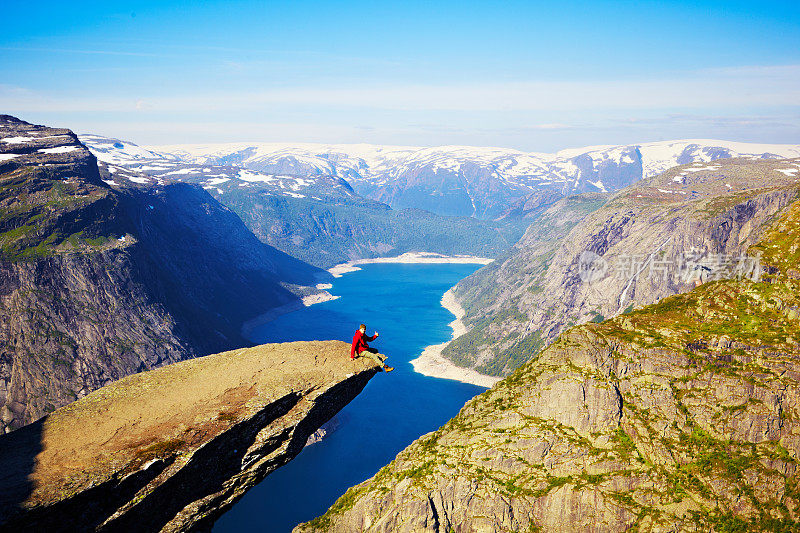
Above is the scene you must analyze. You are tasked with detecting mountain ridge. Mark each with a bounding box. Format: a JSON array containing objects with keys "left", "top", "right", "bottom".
[{"left": 140, "top": 138, "right": 800, "bottom": 219}]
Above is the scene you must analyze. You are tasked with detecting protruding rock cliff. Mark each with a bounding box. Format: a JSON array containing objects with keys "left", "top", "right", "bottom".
[
  {"left": 446, "top": 157, "right": 800, "bottom": 376},
  {"left": 0, "top": 340, "right": 380, "bottom": 532},
  {"left": 0, "top": 115, "right": 326, "bottom": 432},
  {"left": 297, "top": 181, "right": 800, "bottom": 532}
]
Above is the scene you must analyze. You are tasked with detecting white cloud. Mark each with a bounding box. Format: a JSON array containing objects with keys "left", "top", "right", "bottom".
[{"left": 2, "top": 65, "right": 798, "bottom": 114}]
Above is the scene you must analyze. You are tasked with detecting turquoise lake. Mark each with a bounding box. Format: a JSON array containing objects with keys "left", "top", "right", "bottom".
[{"left": 213, "top": 262, "right": 487, "bottom": 532}]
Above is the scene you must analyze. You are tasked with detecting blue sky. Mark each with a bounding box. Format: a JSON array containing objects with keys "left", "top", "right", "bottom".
[{"left": 1, "top": 0, "right": 799, "bottom": 150}]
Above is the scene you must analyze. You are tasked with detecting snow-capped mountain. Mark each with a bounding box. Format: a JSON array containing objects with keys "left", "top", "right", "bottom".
[
  {"left": 79, "top": 134, "right": 363, "bottom": 203},
  {"left": 143, "top": 139, "right": 800, "bottom": 219}
]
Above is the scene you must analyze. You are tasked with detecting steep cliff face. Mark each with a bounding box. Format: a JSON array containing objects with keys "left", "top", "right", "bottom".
[
  {"left": 0, "top": 116, "right": 325, "bottom": 432},
  {"left": 445, "top": 157, "right": 800, "bottom": 376},
  {"left": 0, "top": 341, "right": 380, "bottom": 533},
  {"left": 297, "top": 189, "right": 800, "bottom": 532}
]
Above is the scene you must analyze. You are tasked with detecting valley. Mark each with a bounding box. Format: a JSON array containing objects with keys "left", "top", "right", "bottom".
[
  {"left": 4, "top": 2, "right": 799, "bottom": 531},
  {"left": 444, "top": 157, "right": 800, "bottom": 377},
  {"left": 2, "top": 113, "right": 800, "bottom": 532}
]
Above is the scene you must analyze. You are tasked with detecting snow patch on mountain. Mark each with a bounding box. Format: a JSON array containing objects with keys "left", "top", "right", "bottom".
[
  {"left": 79, "top": 134, "right": 366, "bottom": 205},
  {"left": 147, "top": 138, "right": 800, "bottom": 185},
  {"left": 38, "top": 146, "right": 79, "bottom": 154},
  {"left": 80, "top": 133, "right": 800, "bottom": 219}
]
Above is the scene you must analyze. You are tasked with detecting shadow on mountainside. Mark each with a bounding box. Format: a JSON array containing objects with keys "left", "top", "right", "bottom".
[
  {"left": 0, "top": 419, "right": 43, "bottom": 530},
  {"left": 101, "top": 370, "right": 377, "bottom": 532}
]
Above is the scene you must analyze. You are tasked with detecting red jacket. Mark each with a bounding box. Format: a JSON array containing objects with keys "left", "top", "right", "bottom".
[{"left": 351, "top": 330, "right": 377, "bottom": 358}]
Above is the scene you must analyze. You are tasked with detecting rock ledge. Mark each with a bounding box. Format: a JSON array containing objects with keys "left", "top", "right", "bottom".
[{"left": 0, "top": 340, "right": 379, "bottom": 532}]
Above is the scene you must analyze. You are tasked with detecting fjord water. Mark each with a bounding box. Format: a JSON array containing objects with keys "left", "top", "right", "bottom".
[{"left": 213, "top": 263, "right": 487, "bottom": 532}]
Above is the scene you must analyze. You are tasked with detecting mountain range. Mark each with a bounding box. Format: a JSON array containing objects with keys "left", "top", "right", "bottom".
[
  {"left": 5, "top": 113, "right": 800, "bottom": 531},
  {"left": 134, "top": 138, "right": 800, "bottom": 219},
  {"left": 78, "top": 136, "right": 800, "bottom": 270},
  {"left": 78, "top": 135, "right": 531, "bottom": 268}
]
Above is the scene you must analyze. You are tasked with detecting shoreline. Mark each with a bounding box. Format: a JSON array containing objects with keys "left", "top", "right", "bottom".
[
  {"left": 243, "top": 253, "right": 491, "bottom": 339},
  {"left": 242, "top": 254, "right": 500, "bottom": 386},
  {"left": 328, "top": 252, "right": 493, "bottom": 278},
  {"left": 410, "top": 288, "right": 502, "bottom": 388}
]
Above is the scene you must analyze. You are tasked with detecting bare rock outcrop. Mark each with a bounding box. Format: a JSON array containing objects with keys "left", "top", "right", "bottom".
[{"left": 0, "top": 340, "right": 380, "bottom": 532}]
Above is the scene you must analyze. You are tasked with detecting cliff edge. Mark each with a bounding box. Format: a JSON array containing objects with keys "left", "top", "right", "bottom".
[{"left": 0, "top": 340, "right": 379, "bottom": 532}]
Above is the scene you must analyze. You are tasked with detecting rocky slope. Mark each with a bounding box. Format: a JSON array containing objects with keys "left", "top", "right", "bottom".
[
  {"left": 79, "top": 135, "right": 528, "bottom": 268},
  {"left": 0, "top": 115, "right": 325, "bottom": 432},
  {"left": 145, "top": 139, "right": 800, "bottom": 219},
  {"left": 444, "top": 157, "right": 800, "bottom": 376},
  {"left": 297, "top": 184, "right": 800, "bottom": 532},
  {"left": 0, "top": 340, "right": 380, "bottom": 532}
]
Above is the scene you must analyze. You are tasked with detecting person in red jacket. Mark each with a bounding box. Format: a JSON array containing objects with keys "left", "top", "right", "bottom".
[{"left": 351, "top": 323, "right": 393, "bottom": 372}]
